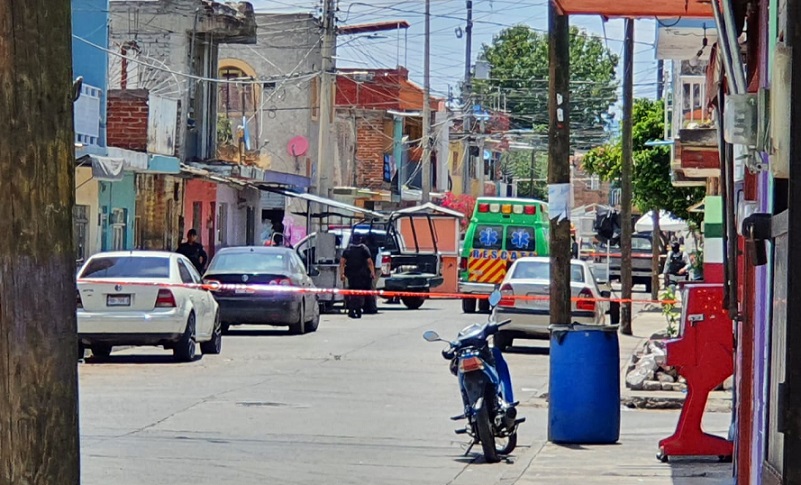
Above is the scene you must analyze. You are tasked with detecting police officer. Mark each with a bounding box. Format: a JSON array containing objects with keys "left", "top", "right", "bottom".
[
  {"left": 339, "top": 233, "right": 376, "bottom": 319},
  {"left": 663, "top": 241, "right": 690, "bottom": 288},
  {"left": 176, "top": 229, "right": 208, "bottom": 274}
]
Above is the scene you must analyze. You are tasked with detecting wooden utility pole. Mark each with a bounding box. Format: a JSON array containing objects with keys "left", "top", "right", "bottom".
[
  {"left": 316, "top": 0, "right": 336, "bottom": 200},
  {"left": 548, "top": 0, "right": 572, "bottom": 325},
  {"left": 620, "top": 19, "right": 635, "bottom": 335},
  {"left": 462, "top": 0, "right": 474, "bottom": 195},
  {"left": 421, "top": 0, "right": 432, "bottom": 203},
  {"left": 0, "top": 1, "right": 80, "bottom": 483}
]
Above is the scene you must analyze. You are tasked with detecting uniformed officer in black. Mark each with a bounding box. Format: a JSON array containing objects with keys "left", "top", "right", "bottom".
[
  {"left": 176, "top": 229, "right": 208, "bottom": 273},
  {"left": 339, "top": 233, "right": 376, "bottom": 319}
]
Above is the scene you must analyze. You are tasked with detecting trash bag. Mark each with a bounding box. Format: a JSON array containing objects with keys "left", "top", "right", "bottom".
[{"left": 594, "top": 206, "right": 621, "bottom": 246}]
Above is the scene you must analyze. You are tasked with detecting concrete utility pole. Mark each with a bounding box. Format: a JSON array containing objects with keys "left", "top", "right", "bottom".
[
  {"left": 620, "top": 19, "right": 635, "bottom": 335},
  {"left": 462, "top": 0, "right": 474, "bottom": 195},
  {"left": 421, "top": 0, "right": 432, "bottom": 203},
  {"left": 0, "top": 0, "right": 81, "bottom": 483},
  {"left": 547, "top": 0, "right": 572, "bottom": 325},
  {"left": 316, "top": 0, "right": 336, "bottom": 201}
]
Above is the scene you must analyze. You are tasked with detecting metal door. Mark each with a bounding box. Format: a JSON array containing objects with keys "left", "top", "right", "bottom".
[{"left": 763, "top": 210, "right": 787, "bottom": 485}]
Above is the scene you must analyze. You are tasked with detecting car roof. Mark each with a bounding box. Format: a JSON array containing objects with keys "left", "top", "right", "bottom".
[
  {"left": 214, "top": 246, "right": 294, "bottom": 255},
  {"left": 88, "top": 250, "right": 176, "bottom": 259}
]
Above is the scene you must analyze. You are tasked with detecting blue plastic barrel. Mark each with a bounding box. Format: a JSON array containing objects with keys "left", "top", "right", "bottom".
[{"left": 548, "top": 324, "right": 620, "bottom": 444}]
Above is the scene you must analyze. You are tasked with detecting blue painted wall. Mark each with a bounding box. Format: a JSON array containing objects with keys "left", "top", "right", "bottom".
[
  {"left": 99, "top": 174, "right": 136, "bottom": 251},
  {"left": 72, "top": 0, "right": 109, "bottom": 147}
]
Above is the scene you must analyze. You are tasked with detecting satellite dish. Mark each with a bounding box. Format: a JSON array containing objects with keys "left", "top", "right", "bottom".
[{"left": 287, "top": 136, "right": 309, "bottom": 157}]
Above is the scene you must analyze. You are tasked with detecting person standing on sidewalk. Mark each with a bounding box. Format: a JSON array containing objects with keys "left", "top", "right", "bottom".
[
  {"left": 339, "top": 234, "right": 376, "bottom": 319},
  {"left": 176, "top": 229, "right": 208, "bottom": 274}
]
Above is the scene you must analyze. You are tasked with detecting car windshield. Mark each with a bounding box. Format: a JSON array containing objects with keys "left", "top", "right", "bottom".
[
  {"left": 208, "top": 251, "right": 288, "bottom": 273},
  {"left": 512, "top": 261, "right": 585, "bottom": 283},
  {"left": 80, "top": 256, "right": 171, "bottom": 279},
  {"left": 632, "top": 237, "right": 653, "bottom": 251}
]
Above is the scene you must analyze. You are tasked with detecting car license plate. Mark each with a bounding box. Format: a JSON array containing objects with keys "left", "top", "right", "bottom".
[
  {"left": 107, "top": 294, "right": 131, "bottom": 307},
  {"left": 526, "top": 292, "right": 548, "bottom": 309}
]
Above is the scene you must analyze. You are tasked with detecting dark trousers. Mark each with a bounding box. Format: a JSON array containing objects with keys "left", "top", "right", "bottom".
[{"left": 346, "top": 275, "right": 372, "bottom": 317}]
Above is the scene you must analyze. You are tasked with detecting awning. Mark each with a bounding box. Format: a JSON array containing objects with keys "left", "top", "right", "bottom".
[
  {"left": 81, "top": 155, "right": 125, "bottom": 182},
  {"left": 393, "top": 202, "right": 465, "bottom": 219},
  {"left": 261, "top": 187, "right": 385, "bottom": 219}
]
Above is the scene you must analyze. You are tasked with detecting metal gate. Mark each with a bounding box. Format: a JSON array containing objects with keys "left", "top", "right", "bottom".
[{"left": 763, "top": 210, "right": 787, "bottom": 485}]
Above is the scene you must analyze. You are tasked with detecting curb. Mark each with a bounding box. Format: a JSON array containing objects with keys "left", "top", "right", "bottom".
[{"left": 622, "top": 395, "right": 732, "bottom": 412}]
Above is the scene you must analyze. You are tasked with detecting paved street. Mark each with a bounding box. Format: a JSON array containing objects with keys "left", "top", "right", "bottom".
[{"left": 79, "top": 300, "right": 731, "bottom": 485}]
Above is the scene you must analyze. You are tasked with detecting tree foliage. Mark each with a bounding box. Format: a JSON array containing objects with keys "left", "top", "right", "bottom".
[
  {"left": 501, "top": 150, "right": 548, "bottom": 200},
  {"left": 476, "top": 25, "right": 619, "bottom": 149},
  {"left": 582, "top": 99, "right": 705, "bottom": 223}
]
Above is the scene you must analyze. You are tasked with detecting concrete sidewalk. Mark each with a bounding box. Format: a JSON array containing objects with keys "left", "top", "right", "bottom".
[{"left": 513, "top": 307, "right": 734, "bottom": 484}]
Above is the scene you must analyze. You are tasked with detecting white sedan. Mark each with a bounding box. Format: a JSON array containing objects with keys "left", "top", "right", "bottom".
[
  {"left": 493, "top": 257, "right": 611, "bottom": 350},
  {"left": 77, "top": 251, "right": 221, "bottom": 362}
]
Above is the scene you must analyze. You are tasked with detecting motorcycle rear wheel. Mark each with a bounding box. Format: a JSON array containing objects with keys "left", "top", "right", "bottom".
[{"left": 475, "top": 406, "right": 500, "bottom": 463}]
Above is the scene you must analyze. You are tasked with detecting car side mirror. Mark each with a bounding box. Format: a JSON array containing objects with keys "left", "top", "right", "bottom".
[
  {"left": 600, "top": 290, "right": 611, "bottom": 298},
  {"left": 488, "top": 290, "right": 502, "bottom": 308},
  {"left": 309, "top": 267, "right": 320, "bottom": 277}
]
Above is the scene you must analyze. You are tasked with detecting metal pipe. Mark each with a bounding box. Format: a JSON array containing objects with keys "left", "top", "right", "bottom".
[
  {"left": 712, "top": 0, "right": 740, "bottom": 95},
  {"left": 721, "top": 0, "right": 747, "bottom": 93}
]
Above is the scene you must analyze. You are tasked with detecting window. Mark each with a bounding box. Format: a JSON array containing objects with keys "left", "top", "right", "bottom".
[
  {"left": 472, "top": 225, "right": 503, "bottom": 250},
  {"left": 81, "top": 257, "right": 171, "bottom": 279},
  {"left": 177, "top": 260, "right": 195, "bottom": 284},
  {"left": 110, "top": 208, "right": 127, "bottom": 251},
  {"left": 218, "top": 67, "right": 254, "bottom": 115},
  {"left": 512, "top": 261, "right": 585, "bottom": 282},
  {"left": 207, "top": 251, "right": 288, "bottom": 273},
  {"left": 73, "top": 205, "right": 89, "bottom": 262},
  {"left": 506, "top": 226, "right": 536, "bottom": 252},
  {"left": 217, "top": 203, "right": 229, "bottom": 246},
  {"left": 590, "top": 175, "right": 600, "bottom": 191}
]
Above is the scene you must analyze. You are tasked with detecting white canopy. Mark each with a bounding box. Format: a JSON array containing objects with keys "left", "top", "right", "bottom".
[{"left": 635, "top": 210, "right": 688, "bottom": 233}]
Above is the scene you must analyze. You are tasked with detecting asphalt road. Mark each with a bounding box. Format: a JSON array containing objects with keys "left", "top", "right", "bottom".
[{"left": 79, "top": 299, "right": 728, "bottom": 485}]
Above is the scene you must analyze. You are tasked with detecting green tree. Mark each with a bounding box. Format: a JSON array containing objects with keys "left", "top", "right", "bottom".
[
  {"left": 501, "top": 149, "right": 548, "bottom": 200},
  {"left": 476, "top": 25, "right": 619, "bottom": 149},
  {"left": 582, "top": 99, "right": 705, "bottom": 222}
]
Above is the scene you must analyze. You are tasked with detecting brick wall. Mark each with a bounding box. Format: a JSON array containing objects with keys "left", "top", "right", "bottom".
[
  {"left": 355, "top": 112, "right": 390, "bottom": 190},
  {"left": 107, "top": 89, "right": 149, "bottom": 151},
  {"left": 135, "top": 174, "right": 184, "bottom": 251}
]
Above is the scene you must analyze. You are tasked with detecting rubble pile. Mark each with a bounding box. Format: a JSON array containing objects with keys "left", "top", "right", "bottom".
[{"left": 625, "top": 337, "right": 687, "bottom": 391}]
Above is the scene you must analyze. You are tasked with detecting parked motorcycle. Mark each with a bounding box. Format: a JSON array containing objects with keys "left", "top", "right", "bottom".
[{"left": 423, "top": 291, "right": 524, "bottom": 463}]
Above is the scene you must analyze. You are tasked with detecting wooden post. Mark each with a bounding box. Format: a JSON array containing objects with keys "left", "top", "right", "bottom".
[
  {"left": 620, "top": 19, "right": 634, "bottom": 335},
  {"left": 548, "top": 0, "right": 571, "bottom": 325},
  {"left": 0, "top": 1, "right": 81, "bottom": 483},
  {"left": 651, "top": 210, "right": 661, "bottom": 301}
]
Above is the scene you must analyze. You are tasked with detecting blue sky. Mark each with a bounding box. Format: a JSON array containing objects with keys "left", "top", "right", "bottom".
[{"left": 251, "top": 0, "right": 660, "bottom": 105}]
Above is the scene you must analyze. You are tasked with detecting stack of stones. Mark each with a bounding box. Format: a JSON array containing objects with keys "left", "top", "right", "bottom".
[{"left": 625, "top": 336, "right": 687, "bottom": 392}]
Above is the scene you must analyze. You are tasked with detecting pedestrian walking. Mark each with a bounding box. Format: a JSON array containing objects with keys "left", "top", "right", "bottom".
[
  {"left": 339, "top": 233, "right": 376, "bottom": 319},
  {"left": 176, "top": 229, "right": 208, "bottom": 274}
]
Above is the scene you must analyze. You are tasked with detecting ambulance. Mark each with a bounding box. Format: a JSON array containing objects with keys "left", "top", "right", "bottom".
[{"left": 458, "top": 197, "right": 550, "bottom": 313}]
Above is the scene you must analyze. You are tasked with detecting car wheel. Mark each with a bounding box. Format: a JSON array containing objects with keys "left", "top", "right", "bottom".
[
  {"left": 289, "top": 303, "right": 306, "bottom": 335},
  {"left": 200, "top": 312, "right": 223, "bottom": 355},
  {"left": 462, "top": 298, "right": 477, "bottom": 313},
  {"left": 173, "top": 313, "right": 197, "bottom": 362},
  {"left": 609, "top": 301, "right": 621, "bottom": 325},
  {"left": 401, "top": 296, "right": 425, "bottom": 310},
  {"left": 79, "top": 344, "right": 86, "bottom": 361},
  {"left": 306, "top": 305, "right": 320, "bottom": 333},
  {"left": 91, "top": 345, "right": 112, "bottom": 359},
  {"left": 221, "top": 322, "right": 231, "bottom": 335},
  {"left": 644, "top": 280, "right": 653, "bottom": 294},
  {"left": 478, "top": 299, "right": 491, "bottom": 313}
]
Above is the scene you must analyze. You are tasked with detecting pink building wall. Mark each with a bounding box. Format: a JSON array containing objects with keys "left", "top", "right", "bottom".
[{"left": 184, "top": 179, "right": 217, "bottom": 258}]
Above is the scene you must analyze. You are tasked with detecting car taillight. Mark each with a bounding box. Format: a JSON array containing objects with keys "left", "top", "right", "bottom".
[
  {"left": 577, "top": 287, "right": 595, "bottom": 312},
  {"left": 524, "top": 205, "right": 536, "bottom": 215},
  {"left": 499, "top": 283, "right": 515, "bottom": 307},
  {"left": 478, "top": 203, "right": 490, "bottom": 213},
  {"left": 77, "top": 290, "right": 83, "bottom": 309},
  {"left": 156, "top": 289, "right": 177, "bottom": 308},
  {"left": 381, "top": 254, "right": 392, "bottom": 276},
  {"left": 269, "top": 277, "right": 292, "bottom": 286},
  {"left": 458, "top": 356, "right": 484, "bottom": 373}
]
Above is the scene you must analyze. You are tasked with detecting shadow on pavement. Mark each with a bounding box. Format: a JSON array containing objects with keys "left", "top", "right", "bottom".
[
  {"left": 84, "top": 354, "right": 202, "bottom": 365},
  {"left": 224, "top": 328, "right": 291, "bottom": 337},
  {"left": 505, "top": 345, "right": 550, "bottom": 356}
]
